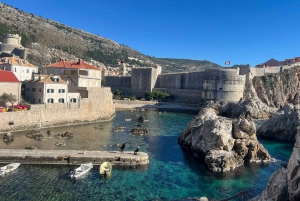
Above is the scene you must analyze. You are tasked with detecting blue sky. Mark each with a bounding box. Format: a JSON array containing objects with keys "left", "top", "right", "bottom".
[{"left": 1, "top": 0, "right": 300, "bottom": 67}]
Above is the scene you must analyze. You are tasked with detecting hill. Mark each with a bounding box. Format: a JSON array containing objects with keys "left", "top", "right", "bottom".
[{"left": 0, "top": 2, "right": 221, "bottom": 73}]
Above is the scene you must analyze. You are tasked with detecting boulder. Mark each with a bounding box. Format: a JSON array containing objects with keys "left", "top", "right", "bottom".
[
  {"left": 3, "top": 131, "right": 15, "bottom": 142},
  {"left": 138, "top": 116, "right": 145, "bottom": 122},
  {"left": 25, "top": 146, "right": 37, "bottom": 150},
  {"left": 61, "top": 131, "right": 73, "bottom": 138},
  {"left": 178, "top": 108, "right": 271, "bottom": 172},
  {"left": 131, "top": 128, "right": 148, "bottom": 135},
  {"left": 205, "top": 150, "right": 240, "bottom": 172},
  {"left": 257, "top": 104, "right": 299, "bottom": 141}
]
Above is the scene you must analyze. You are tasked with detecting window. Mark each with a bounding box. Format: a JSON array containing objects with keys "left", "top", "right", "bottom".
[
  {"left": 32, "top": 98, "right": 35, "bottom": 104},
  {"left": 27, "top": 87, "right": 30, "bottom": 91},
  {"left": 47, "top": 98, "right": 54, "bottom": 103},
  {"left": 39, "top": 99, "right": 41, "bottom": 104},
  {"left": 70, "top": 98, "right": 76, "bottom": 103},
  {"left": 39, "top": 88, "right": 41, "bottom": 92},
  {"left": 47, "top": 89, "right": 54, "bottom": 93},
  {"left": 58, "top": 89, "right": 65, "bottom": 93},
  {"left": 32, "top": 88, "right": 36, "bottom": 92},
  {"left": 26, "top": 69, "right": 29, "bottom": 73},
  {"left": 58, "top": 98, "right": 64, "bottom": 103},
  {"left": 15, "top": 68, "right": 16, "bottom": 72}
]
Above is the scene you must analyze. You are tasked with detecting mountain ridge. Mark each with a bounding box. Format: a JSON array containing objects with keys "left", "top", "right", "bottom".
[{"left": 0, "top": 2, "right": 221, "bottom": 73}]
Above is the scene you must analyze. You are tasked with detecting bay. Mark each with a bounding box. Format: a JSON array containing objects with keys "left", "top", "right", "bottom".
[{"left": 0, "top": 110, "right": 294, "bottom": 201}]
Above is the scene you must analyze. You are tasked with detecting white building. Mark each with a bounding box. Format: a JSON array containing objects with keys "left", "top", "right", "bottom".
[
  {"left": 0, "top": 56, "right": 38, "bottom": 81},
  {"left": 24, "top": 74, "right": 80, "bottom": 104}
]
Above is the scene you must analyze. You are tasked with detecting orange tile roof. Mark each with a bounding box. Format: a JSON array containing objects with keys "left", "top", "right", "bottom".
[
  {"left": 0, "top": 70, "right": 19, "bottom": 82},
  {"left": 0, "top": 57, "right": 36, "bottom": 68},
  {"left": 43, "top": 59, "right": 99, "bottom": 70}
]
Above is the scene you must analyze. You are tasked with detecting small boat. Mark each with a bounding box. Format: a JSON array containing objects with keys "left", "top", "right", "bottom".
[
  {"left": 99, "top": 162, "right": 112, "bottom": 177},
  {"left": 0, "top": 163, "right": 20, "bottom": 176},
  {"left": 69, "top": 163, "right": 93, "bottom": 179},
  {"left": 125, "top": 118, "right": 132, "bottom": 121}
]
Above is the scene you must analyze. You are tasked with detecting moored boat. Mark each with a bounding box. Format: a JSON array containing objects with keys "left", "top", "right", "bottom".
[
  {"left": 99, "top": 162, "right": 112, "bottom": 177},
  {"left": 0, "top": 163, "right": 20, "bottom": 176},
  {"left": 69, "top": 163, "right": 93, "bottom": 179}
]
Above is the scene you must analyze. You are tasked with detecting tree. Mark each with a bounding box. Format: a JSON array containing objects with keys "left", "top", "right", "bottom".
[{"left": 0, "top": 93, "right": 17, "bottom": 107}]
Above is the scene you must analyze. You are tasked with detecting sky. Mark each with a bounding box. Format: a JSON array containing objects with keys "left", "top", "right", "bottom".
[{"left": 1, "top": 0, "right": 300, "bottom": 67}]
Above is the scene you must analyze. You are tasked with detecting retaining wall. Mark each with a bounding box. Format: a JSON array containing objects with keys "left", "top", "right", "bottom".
[{"left": 0, "top": 87, "right": 115, "bottom": 132}]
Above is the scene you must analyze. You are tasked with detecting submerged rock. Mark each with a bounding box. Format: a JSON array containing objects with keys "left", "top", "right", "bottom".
[
  {"left": 178, "top": 108, "right": 271, "bottom": 172},
  {"left": 131, "top": 128, "right": 148, "bottom": 135},
  {"left": 3, "top": 131, "right": 15, "bottom": 142}
]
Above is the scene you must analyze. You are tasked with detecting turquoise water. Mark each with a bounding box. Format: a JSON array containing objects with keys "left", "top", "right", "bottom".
[{"left": 0, "top": 110, "right": 294, "bottom": 201}]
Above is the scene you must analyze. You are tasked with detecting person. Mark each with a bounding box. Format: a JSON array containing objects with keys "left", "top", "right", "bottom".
[
  {"left": 134, "top": 146, "right": 140, "bottom": 155},
  {"left": 120, "top": 143, "right": 126, "bottom": 153}
]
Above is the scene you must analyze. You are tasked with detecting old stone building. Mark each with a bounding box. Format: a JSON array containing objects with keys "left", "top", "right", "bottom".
[
  {"left": 0, "top": 56, "right": 38, "bottom": 81},
  {"left": 42, "top": 58, "right": 102, "bottom": 98},
  {"left": 0, "top": 70, "right": 21, "bottom": 105},
  {"left": 24, "top": 74, "right": 80, "bottom": 104}
]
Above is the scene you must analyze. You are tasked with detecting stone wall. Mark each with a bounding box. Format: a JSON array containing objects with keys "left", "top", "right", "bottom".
[
  {"left": 0, "top": 82, "right": 21, "bottom": 105},
  {"left": 0, "top": 87, "right": 115, "bottom": 131}
]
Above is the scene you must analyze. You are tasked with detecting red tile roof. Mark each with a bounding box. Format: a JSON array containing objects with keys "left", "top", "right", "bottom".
[
  {"left": 0, "top": 70, "right": 19, "bottom": 82},
  {"left": 43, "top": 59, "right": 99, "bottom": 70}
]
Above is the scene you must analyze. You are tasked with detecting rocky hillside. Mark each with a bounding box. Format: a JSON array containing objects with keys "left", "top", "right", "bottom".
[
  {"left": 0, "top": 2, "right": 221, "bottom": 72},
  {"left": 252, "top": 66, "right": 300, "bottom": 108}
]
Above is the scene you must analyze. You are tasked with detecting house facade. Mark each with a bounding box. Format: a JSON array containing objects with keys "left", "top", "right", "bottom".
[
  {"left": 42, "top": 58, "right": 101, "bottom": 88},
  {"left": 0, "top": 56, "right": 38, "bottom": 81},
  {"left": 24, "top": 74, "right": 80, "bottom": 104},
  {"left": 0, "top": 70, "right": 21, "bottom": 105}
]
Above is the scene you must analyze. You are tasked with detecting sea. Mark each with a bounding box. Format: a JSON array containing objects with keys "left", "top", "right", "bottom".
[{"left": 0, "top": 110, "right": 294, "bottom": 201}]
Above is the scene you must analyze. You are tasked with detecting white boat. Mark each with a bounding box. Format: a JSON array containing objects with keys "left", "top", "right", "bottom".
[
  {"left": 0, "top": 163, "right": 20, "bottom": 176},
  {"left": 99, "top": 162, "right": 112, "bottom": 177},
  {"left": 69, "top": 163, "right": 93, "bottom": 179}
]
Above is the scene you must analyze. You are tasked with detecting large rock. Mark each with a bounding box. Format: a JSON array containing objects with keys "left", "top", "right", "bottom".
[
  {"left": 250, "top": 127, "right": 300, "bottom": 201},
  {"left": 178, "top": 108, "right": 271, "bottom": 172},
  {"left": 257, "top": 104, "right": 299, "bottom": 141},
  {"left": 204, "top": 99, "right": 277, "bottom": 120}
]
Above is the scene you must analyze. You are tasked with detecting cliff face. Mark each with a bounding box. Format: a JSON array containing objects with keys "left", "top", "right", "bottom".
[
  {"left": 250, "top": 127, "right": 300, "bottom": 201},
  {"left": 257, "top": 104, "right": 300, "bottom": 141},
  {"left": 252, "top": 66, "right": 300, "bottom": 108}
]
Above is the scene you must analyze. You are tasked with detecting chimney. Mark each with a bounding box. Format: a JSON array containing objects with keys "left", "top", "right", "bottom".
[
  {"left": 60, "top": 58, "right": 64, "bottom": 62},
  {"left": 78, "top": 59, "right": 82, "bottom": 64}
]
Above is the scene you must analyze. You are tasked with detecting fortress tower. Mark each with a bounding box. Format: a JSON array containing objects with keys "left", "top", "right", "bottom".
[{"left": 0, "top": 34, "right": 27, "bottom": 59}]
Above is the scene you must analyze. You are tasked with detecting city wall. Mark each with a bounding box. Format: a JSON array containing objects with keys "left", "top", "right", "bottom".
[{"left": 0, "top": 87, "right": 115, "bottom": 132}]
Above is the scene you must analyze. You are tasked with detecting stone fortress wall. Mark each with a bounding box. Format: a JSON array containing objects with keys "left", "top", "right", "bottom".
[
  {"left": 105, "top": 64, "right": 299, "bottom": 104},
  {"left": 0, "top": 87, "right": 115, "bottom": 132}
]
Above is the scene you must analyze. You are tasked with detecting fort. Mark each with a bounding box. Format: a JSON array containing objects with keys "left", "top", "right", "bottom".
[{"left": 105, "top": 64, "right": 297, "bottom": 104}]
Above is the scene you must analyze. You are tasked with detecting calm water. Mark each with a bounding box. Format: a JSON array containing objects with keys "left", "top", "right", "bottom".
[{"left": 0, "top": 110, "right": 294, "bottom": 201}]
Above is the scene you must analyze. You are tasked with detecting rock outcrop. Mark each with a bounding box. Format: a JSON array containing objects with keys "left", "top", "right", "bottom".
[
  {"left": 250, "top": 127, "right": 300, "bottom": 201},
  {"left": 252, "top": 66, "right": 300, "bottom": 108},
  {"left": 178, "top": 108, "right": 271, "bottom": 172},
  {"left": 257, "top": 104, "right": 300, "bottom": 141},
  {"left": 204, "top": 99, "right": 277, "bottom": 120}
]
